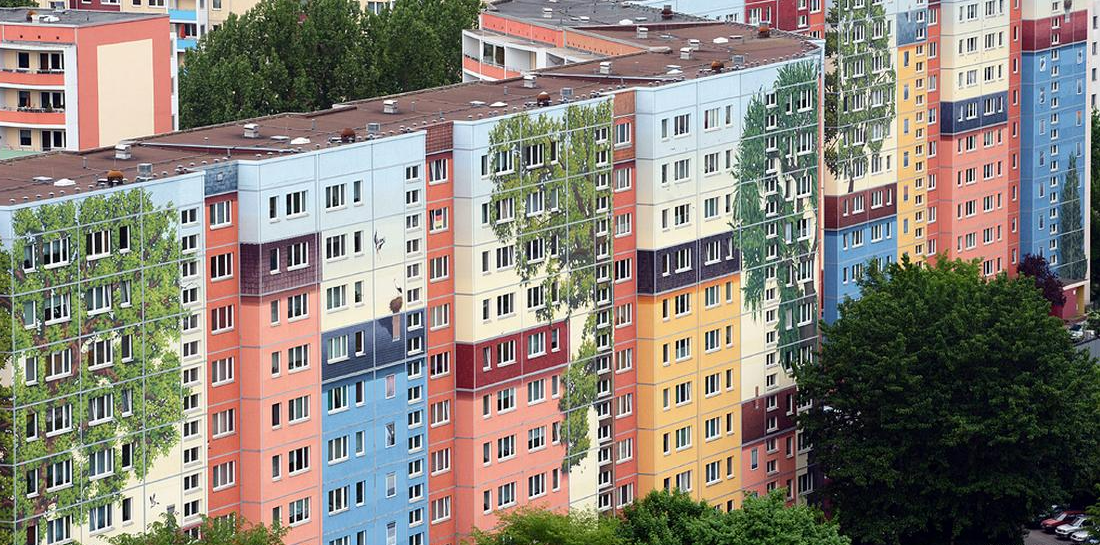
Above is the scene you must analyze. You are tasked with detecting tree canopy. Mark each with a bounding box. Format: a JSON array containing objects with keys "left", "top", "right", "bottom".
[
  {"left": 471, "top": 490, "right": 849, "bottom": 545},
  {"left": 179, "top": 0, "right": 480, "bottom": 128},
  {"left": 1019, "top": 253, "right": 1066, "bottom": 308},
  {"left": 795, "top": 257, "right": 1100, "bottom": 545},
  {"left": 108, "top": 514, "right": 285, "bottom": 545},
  {"left": 1090, "top": 110, "right": 1100, "bottom": 300}
]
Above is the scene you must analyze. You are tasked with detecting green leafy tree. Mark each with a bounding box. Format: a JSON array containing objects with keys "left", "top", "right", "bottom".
[
  {"left": 1058, "top": 153, "right": 1086, "bottom": 279},
  {"left": 179, "top": 0, "right": 480, "bottom": 128},
  {"left": 617, "top": 489, "right": 716, "bottom": 545},
  {"left": 731, "top": 60, "right": 819, "bottom": 355},
  {"left": 109, "top": 513, "right": 286, "bottom": 545},
  {"left": 795, "top": 258, "right": 1100, "bottom": 545},
  {"left": 823, "top": 0, "right": 896, "bottom": 192},
  {"left": 485, "top": 101, "right": 613, "bottom": 471},
  {"left": 470, "top": 509, "right": 621, "bottom": 545},
  {"left": 6, "top": 188, "right": 183, "bottom": 544},
  {"left": 1091, "top": 111, "right": 1100, "bottom": 300}
]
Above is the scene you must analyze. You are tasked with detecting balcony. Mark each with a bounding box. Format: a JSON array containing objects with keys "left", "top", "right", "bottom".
[
  {"left": 0, "top": 68, "right": 64, "bottom": 87},
  {"left": 0, "top": 106, "right": 65, "bottom": 126}
]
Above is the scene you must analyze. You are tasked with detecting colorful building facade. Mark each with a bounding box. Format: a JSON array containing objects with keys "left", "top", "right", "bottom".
[
  {"left": 0, "top": 19, "right": 823, "bottom": 545},
  {"left": 0, "top": 8, "right": 176, "bottom": 152},
  {"left": 822, "top": 0, "right": 1091, "bottom": 322}
]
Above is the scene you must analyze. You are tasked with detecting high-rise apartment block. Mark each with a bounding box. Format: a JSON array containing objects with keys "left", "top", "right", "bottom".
[
  {"left": 0, "top": 1, "right": 1091, "bottom": 545},
  {"left": 0, "top": 8, "right": 176, "bottom": 153},
  {"left": 823, "top": 0, "right": 1090, "bottom": 321},
  {"left": 0, "top": 17, "right": 824, "bottom": 545}
]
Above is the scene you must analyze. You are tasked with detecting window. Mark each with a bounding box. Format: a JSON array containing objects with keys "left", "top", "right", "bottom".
[
  {"left": 288, "top": 497, "right": 310, "bottom": 526},
  {"left": 289, "top": 395, "right": 310, "bottom": 423},
  {"left": 209, "top": 201, "right": 232, "bottom": 227},
  {"left": 210, "top": 253, "right": 234, "bottom": 280},
  {"left": 285, "top": 191, "right": 308, "bottom": 217},
  {"left": 287, "top": 293, "right": 309, "bottom": 320},
  {"left": 85, "top": 230, "right": 110, "bottom": 259},
  {"left": 325, "top": 184, "right": 346, "bottom": 210},
  {"left": 497, "top": 387, "right": 516, "bottom": 412},
  {"left": 213, "top": 461, "right": 235, "bottom": 490},
  {"left": 431, "top": 496, "right": 452, "bottom": 523},
  {"left": 288, "top": 344, "right": 309, "bottom": 371},
  {"left": 212, "top": 409, "right": 235, "bottom": 437},
  {"left": 289, "top": 447, "right": 310, "bottom": 474},
  {"left": 430, "top": 400, "right": 451, "bottom": 427}
]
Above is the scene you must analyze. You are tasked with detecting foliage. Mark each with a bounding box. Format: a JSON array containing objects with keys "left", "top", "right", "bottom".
[
  {"left": 0, "top": 0, "right": 36, "bottom": 6},
  {"left": 473, "top": 490, "right": 849, "bottom": 545},
  {"left": 470, "top": 508, "right": 620, "bottom": 545},
  {"left": 795, "top": 258, "right": 1100, "bottom": 545},
  {"left": 1091, "top": 111, "right": 1100, "bottom": 299},
  {"left": 1058, "top": 154, "right": 1086, "bottom": 279},
  {"left": 485, "top": 101, "right": 614, "bottom": 471},
  {"left": 1019, "top": 253, "right": 1066, "bottom": 308},
  {"left": 823, "top": 0, "right": 896, "bottom": 191},
  {"left": 731, "top": 60, "right": 819, "bottom": 356},
  {"left": 179, "top": 0, "right": 480, "bottom": 128},
  {"left": 109, "top": 513, "right": 287, "bottom": 545},
  {"left": 617, "top": 489, "right": 714, "bottom": 545},
  {"left": 8, "top": 188, "right": 182, "bottom": 543}
]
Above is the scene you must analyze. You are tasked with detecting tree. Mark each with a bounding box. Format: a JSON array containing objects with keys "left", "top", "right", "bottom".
[
  {"left": 179, "top": 0, "right": 480, "bottom": 128},
  {"left": 617, "top": 490, "right": 848, "bottom": 545},
  {"left": 617, "top": 489, "right": 716, "bottom": 545},
  {"left": 1019, "top": 253, "right": 1066, "bottom": 308},
  {"left": 795, "top": 258, "right": 1100, "bottom": 545},
  {"left": 470, "top": 509, "right": 621, "bottom": 545},
  {"left": 1090, "top": 111, "right": 1100, "bottom": 300},
  {"left": 1058, "top": 154, "right": 1086, "bottom": 279},
  {"left": 109, "top": 513, "right": 286, "bottom": 545}
]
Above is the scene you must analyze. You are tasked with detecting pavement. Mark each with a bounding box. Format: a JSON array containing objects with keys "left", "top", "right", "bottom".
[{"left": 1026, "top": 529, "right": 1084, "bottom": 545}]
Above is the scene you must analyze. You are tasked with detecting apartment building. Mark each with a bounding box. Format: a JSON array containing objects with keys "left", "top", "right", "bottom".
[
  {"left": 461, "top": 0, "right": 825, "bottom": 82},
  {"left": 822, "top": 0, "right": 1090, "bottom": 321},
  {"left": 0, "top": 8, "right": 175, "bottom": 153},
  {"left": 0, "top": 19, "right": 821, "bottom": 545}
]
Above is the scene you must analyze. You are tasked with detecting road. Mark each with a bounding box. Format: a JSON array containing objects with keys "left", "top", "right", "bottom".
[{"left": 1026, "top": 529, "right": 1084, "bottom": 545}]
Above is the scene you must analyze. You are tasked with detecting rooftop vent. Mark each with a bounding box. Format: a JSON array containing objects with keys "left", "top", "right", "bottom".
[
  {"left": 243, "top": 123, "right": 260, "bottom": 138},
  {"left": 271, "top": 135, "right": 289, "bottom": 143},
  {"left": 536, "top": 91, "right": 552, "bottom": 107},
  {"left": 33, "top": 175, "right": 52, "bottom": 184},
  {"left": 340, "top": 127, "right": 356, "bottom": 142},
  {"left": 523, "top": 74, "right": 537, "bottom": 88},
  {"left": 542, "top": 7, "right": 552, "bottom": 18},
  {"left": 599, "top": 61, "right": 612, "bottom": 75},
  {"left": 758, "top": 24, "right": 771, "bottom": 38},
  {"left": 636, "top": 26, "right": 648, "bottom": 39},
  {"left": 489, "top": 101, "right": 507, "bottom": 108},
  {"left": 579, "top": 15, "right": 589, "bottom": 22},
  {"left": 54, "top": 178, "right": 74, "bottom": 187},
  {"left": 713, "top": 37, "right": 728, "bottom": 45},
  {"left": 290, "top": 137, "right": 310, "bottom": 145},
  {"left": 680, "top": 47, "right": 692, "bottom": 60},
  {"left": 367, "top": 122, "right": 381, "bottom": 134},
  {"left": 41, "top": 15, "right": 58, "bottom": 23},
  {"left": 661, "top": 4, "right": 673, "bottom": 19},
  {"left": 732, "top": 54, "right": 746, "bottom": 67},
  {"left": 137, "top": 163, "right": 152, "bottom": 179},
  {"left": 469, "top": 100, "right": 486, "bottom": 107},
  {"left": 561, "top": 87, "right": 574, "bottom": 102},
  {"left": 618, "top": 18, "right": 632, "bottom": 25},
  {"left": 731, "top": 35, "right": 744, "bottom": 44},
  {"left": 688, "top": 39, "right": 700, "bottom": 50},
  {"left": 115, "top": 142, "right": 132, "bottom": 160},
  {"left": 383, "top": 100, "right": 398, "bottom": 114}
]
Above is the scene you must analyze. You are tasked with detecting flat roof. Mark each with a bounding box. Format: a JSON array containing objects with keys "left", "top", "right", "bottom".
[
  {"left": 0, "top": 21, "right": 818, "bottom": 205},
  {"left": 485, "top": 0, "right": 704, "bottom": 26},
  {"left": 0, "top": 8, "right": 164, "bottom": 27}
]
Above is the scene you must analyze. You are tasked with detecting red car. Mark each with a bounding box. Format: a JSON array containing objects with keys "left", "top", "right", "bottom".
[{"left": 1044, "top": 511, "right": 1086, "bottom": 532}]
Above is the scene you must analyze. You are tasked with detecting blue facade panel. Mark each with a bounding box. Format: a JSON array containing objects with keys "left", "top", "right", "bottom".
[
  {"left": 1019, "top": 43, "right": 1088, "bottom": 275},
  {"left": 822, "top": 217, "right": 898, "bottom": 323},
  {"left": 320, "top": 315, "right": 429, "bottom": 545}
]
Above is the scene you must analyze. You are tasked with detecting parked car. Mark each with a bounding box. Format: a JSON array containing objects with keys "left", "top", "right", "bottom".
[
  {"left": 1056, "top": 516, "right": 1089, "bottom": 538},
  {"left": 1032, "top": 506, "right": 1064, "bottom": 529},
  {"left": 1071, "top": 528, "right": 1093, "bottom": 543},
  {"left": 1045, "top": 511, "right": 1086, "bottom": 532},
  {"left": 1070, "top": 323, "right": 1088, "bottom": 341}
]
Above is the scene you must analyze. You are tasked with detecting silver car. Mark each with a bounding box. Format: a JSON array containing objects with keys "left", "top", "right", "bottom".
[
  {"left": 1070, "top": 528, "right": 1092, "bottom": 543},
  {"left": 1057, "top": 516, "right": 1089, "bottom": 539}
]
